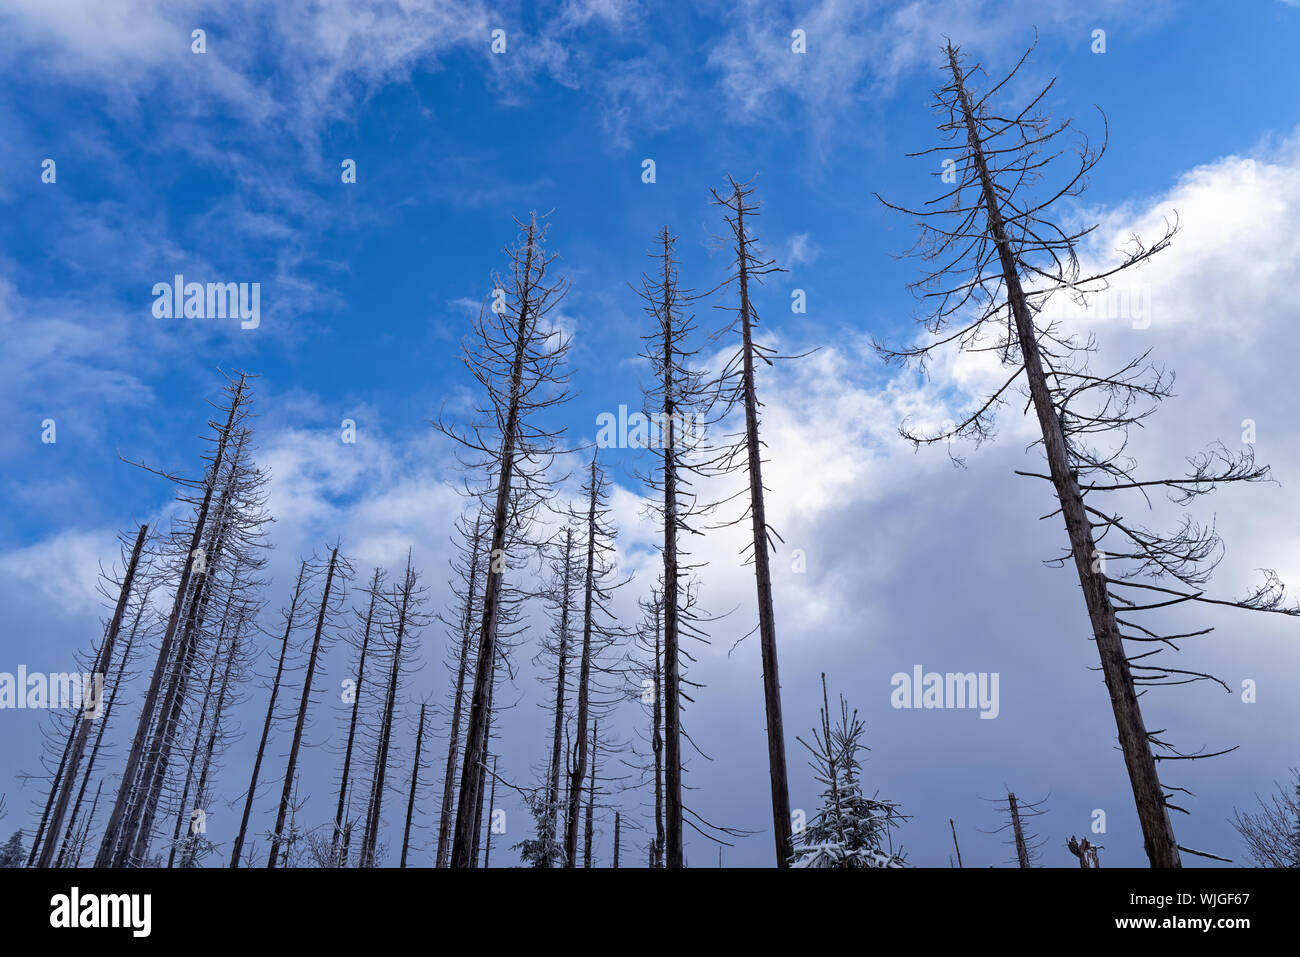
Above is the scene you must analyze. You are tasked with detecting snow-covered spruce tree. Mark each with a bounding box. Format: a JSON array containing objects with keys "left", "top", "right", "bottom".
[
  {"left": 435, "top": 212, "right": 573, "bottom": 868},
  {"left": 514, "top": 789, "right": 568, "bottom": 868},
  {"left": 0, "top": 830, "right": 23, "bottom": 868},
  {"left": 790, "top": 676, "right": 906, "bottom": 869},
  {"left": 877, "top": 38, "right": 1298, "bottom": 867}
]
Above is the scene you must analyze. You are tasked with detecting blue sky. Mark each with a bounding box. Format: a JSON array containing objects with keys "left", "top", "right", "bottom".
[{"left": 3, "top": 0, "right": 1300, "bottom": 868}]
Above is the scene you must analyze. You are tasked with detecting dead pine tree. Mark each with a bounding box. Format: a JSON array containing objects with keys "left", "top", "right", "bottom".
[
  {"left": 230, "top": 558, "right": 310, "bottom": 867},
  {"left": 127, "top": 403, "right": 269, "bottom": 867},
  {"left": 359, "top": 554, "right": 428, "bottom": 868},
  {"left": 1067, "top": 835, "right": 1103, "bottom": 868},
  {"left": 435, "top": 212, "right": 573, "bottom": 868},
  {"left": 583, "top": 719, "right": 598, "bottom": 867},
  {"left": 625, "top": 586, "right": 667, "bottom": 868},
  {"left": 434, "top": 513, "right": 486, "bottom": 867},
  {"left": 978, "top": 791, "right": 1049, "bottom": 867},
  {"left": 164, "top": 625, "right": 226, "bottom": 869},
  {"left": 177, "top": 612, "right": 249, "bottom": 869},
  {"left": 708, "top": 181, "right": 805, "bottom": 868},
  {"left": 482, "top": 755, "right": 498, "bottom": 868},
  {"left": 518, "top": 525, "right": 580, "bottom": 867},
  {"left": 400, "top": 703, "right": 428, "bottom": 868},
  {"left": 632, "top": 226, "right": 726, "bottom": 868},
  {"left": 269, "top": 546, "right": 351, "bottom": 867},
  {"left": 331, "top": 568, "right": 385, "bottom": 867},
  {"left": 563, "top": 453, "right": 627, "bottom": 867},
  {"left": 33, "top": 524, "right": 149, "bottom": 868},
  {"left": 876, "top": 38, "right": 1299, "bottom": 868},
  {"left": 97, "top": 370, "right": 264, "bottom": 868},
  {"left": 56, "top": 575, "right": 157, "bottom": 867}
]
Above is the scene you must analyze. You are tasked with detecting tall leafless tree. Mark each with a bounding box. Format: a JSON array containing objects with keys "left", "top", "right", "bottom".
[
  {"left": 436, "top": 212, "right": 573, "bottom": 868},
  {"left": 231, "top": 558, "right": 310, "bottom": 867},
  {"left": 269, "top": 546, "right": 351, "bottom": 867},
  {"left": 877, "top": 37, "right": 1298, "bottom": 867}
]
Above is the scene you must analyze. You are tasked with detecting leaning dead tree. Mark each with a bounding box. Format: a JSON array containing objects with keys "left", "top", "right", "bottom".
[
  {"left": 32, "top": 524, "right": 149, "bottom": 868},
  {"left": 877, "top": 38, "right": 1298, "bottom": 867},
  {"left": 55, "top": 569, "right": 158, "bottom": 867},
  {"left": 435, "top": 212, "right": 573, "bottom": 868},
  {"left": 174, "top": 594, "right": 256, "bottom": 869},
  {"left": 708, "top": 181, "right": 800, "bottom": 868},
  {"left": 97, "top": 370, "right": 269, "bottom": 868}
]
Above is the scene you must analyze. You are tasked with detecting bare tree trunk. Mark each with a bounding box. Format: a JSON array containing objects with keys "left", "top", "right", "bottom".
[
  {"left": 730, "top": 183, "right": 793, "bottom": 868},
  {"left": 652, "top": 607, "right": 664, "bottom": 868},
  {"left": 948, "top": 49, "right": 1180, "bottom": 869},
  {"left": 584, "top": 719, "right": 598, "bottom": 868},
  {"left": 125, "top": 426, "right": 252, "bottom": 867},
  {"left": 450, "top": 225, "right": 539, "bottom": 869},
  {"left": 57, "top": 597, "right": 146, "bottom": 867},
  {"left": 565, "top": 455, "right": 600, "bottom": 867},
  {"left": 400, "top": 703, "right": 426, "bottom": 868},
  {"left": 269, "top": 548, "right": 339, "bottom": 867},
  {"left": 265, "top": 546, "right": 338, "bottom": 868},
  {"left": 334, "top": 569, "right": 380, "bottom": 865},
  {"left": 37, "top": 524, "right": 148, "bottom": 868},
  {"left": 1008, "top": 793, "right": 1030, "bottom": 868},
  {"left": 180, "top": 626, "right": 241, "bottom": 868},
  {"left": 659, "top": 311, "right": 684, "bottom": 871},
  {"left": 361, "top": 558, "right": 417, "bottom": 869},
  {"left": 231, "top": 559, "right": 307, "bottom": 867},
  {"left": 613, "top": 811, "right": 620, "bottom": 869},
  {"left": 166, "top": 629, "right": 226, "bottom": 868},
  {"left": 482, "top": 755, "right": 498, "bottom": 868},
  {"left": 546, "top": 527, "right": 574, "bottom": 857},
  {"left": 950, "top": 818, "right": 963, "bottom": 868},
  {"left": 29, "top": 712, "right": 78, "bottom": 866},
  {"left": 98, "top": 377, "right": 244, "bottom": 869},
  {"left": 436, "top": 518, "right": 483, "bottom": 868},
  {"left": 471, "top": 670, "right": 496, "bottom": 868}
]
